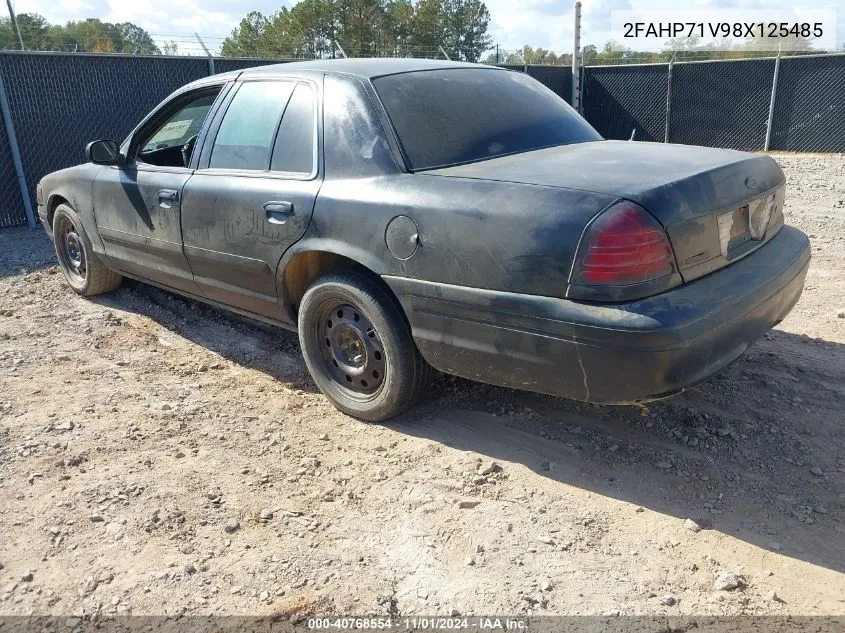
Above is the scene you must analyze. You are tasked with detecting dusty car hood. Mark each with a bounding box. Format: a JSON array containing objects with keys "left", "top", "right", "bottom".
[{"left": 423, "top": 140, "right": 785, "bottom": 227}]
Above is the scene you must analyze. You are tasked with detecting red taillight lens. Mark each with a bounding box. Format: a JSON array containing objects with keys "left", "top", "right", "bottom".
[{"left": 572, "top": 202, "right": 675, "bottom": 286}]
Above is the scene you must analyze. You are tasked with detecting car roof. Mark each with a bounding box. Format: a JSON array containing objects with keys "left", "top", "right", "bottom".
[{"left": 198, "top": 58, "right": 502, "bottom": 86}]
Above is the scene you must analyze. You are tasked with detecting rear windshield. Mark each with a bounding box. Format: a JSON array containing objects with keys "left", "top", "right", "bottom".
[{"left": 373, "top": 68, "right": 602, "bottom": 170}]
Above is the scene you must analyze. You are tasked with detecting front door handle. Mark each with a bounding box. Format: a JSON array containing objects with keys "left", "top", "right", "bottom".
[
  {"left": 264, "top": 201, "right": 294, "bottom": 225},
  {"left": 157, "top": 189, "right": 178, "bottom": 208}
]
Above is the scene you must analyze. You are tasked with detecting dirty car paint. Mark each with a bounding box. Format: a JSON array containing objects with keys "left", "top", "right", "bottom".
[{"left": 37, "top": 59, "right": 811, "bottom": 407}]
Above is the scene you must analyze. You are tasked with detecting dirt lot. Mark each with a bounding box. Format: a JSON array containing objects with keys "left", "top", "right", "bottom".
[{"left": 0, "top": 153, "right": 843, "bottom": 620}]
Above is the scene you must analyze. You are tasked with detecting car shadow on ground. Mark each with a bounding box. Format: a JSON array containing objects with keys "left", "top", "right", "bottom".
[
  {"left": 94, "top": 278, "right": 320, "bottom": 393},
  {"left": 101, "top": 271, "right": 845, "bottom": 576},
  {"left": 389, "top": 328, "right": 845, "bottom": 576},
  {"left": 15, "top": 210, "right": 832, "bottom": 578}
]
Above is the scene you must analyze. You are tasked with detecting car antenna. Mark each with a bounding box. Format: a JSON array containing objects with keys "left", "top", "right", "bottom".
[{"left": 629, "top": 128, "right": 636, "bottom": 141}]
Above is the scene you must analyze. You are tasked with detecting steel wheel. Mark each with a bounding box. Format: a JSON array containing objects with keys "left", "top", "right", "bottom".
[
  {"left": 314, "top": 301, "right": 386, "bottom": 398},
  {"left": 56, "top": 214, "right": 87, "bottom": 286},
  {"left": 51, "top": 204, "right": 122, "bottom": 296},
  {"left": 298, "top": 271, "right": 432, "bottom": 421}
]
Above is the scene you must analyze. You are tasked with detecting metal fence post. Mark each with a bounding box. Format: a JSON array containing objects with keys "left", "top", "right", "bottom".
[
  {"left": 0, "top": 66, "right": 35, "bottom": 228},
  {"left": 578, "top": 62, "right": 585, "bottom": 114},
  {"left": 572, "top": 0, "right": 582, "bottom": 112},
  {"left": 764, "top": 51, "right": 781, "bottom": 151},
  {"left": 664, "top": 54, "right": 675, "bottom": 143},
  {"left": 195, "top": 33, "right": 215, "bottom": 75},
  {"left": 516, "top": 50, "right": 527, "bottom": 74}
]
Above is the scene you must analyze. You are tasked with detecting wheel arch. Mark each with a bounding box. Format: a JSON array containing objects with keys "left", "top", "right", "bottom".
[
  {"left": 278, "top": 240, "right": 403, "bottom": 323},
  {"left": 45, "top": 193, "right": 72, "bottom": 229}
]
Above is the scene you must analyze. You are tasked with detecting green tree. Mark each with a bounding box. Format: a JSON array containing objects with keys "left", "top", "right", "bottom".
[
  {"left": 411, "top": 0, "right": 445, "bottom": 56},
  {"left": 219, "top": 0, "right": 493, "bottom": 61},
  {"left": 442, "top": 0, "right": 491, "bottom": 62},
  {"left": 505, "top": 45, "right": 570, "bottom": 65},
  {"left": 0, "top": 13, "right": 50, "bottom": 50},
  {"left": 335, "top": 0, "right": 384, "bottom": 56},
  {"left": 49, "top": 18, "right": 159, "bottom": 53},
  {"left": 1, "top": 14, "right": 159, "bottom": 53},
  {"left": 292, "top": 0, "right": 336, "bottom": 58},
  {"left": 119, "top": 22, "right": 159, "bottom": 54},
  {"left": 383, "top": 0, "right": 414, "bottom": 55},
  {"left": 262, "top": 8, "right": 308, "bottom": 57},
  {"left": 220, "top": 11, "right": 270, "bottom": 57}
]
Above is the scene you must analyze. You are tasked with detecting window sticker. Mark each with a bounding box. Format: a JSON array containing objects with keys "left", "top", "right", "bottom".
[{"left": 149, "top": 119, "right": 193, "bottom": 145}]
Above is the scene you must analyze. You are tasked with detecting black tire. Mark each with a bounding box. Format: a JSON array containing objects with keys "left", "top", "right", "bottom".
[
  {"left": 298, "top": 271, "right": 432, "bottom": 421},
  {"left": 52, "top": 204, "right": 122, "bottom": 296}
]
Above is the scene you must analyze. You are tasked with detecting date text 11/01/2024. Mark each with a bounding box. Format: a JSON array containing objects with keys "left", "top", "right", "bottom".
[
  {"left": 307, "top": 618, "right": 528, "bottom": 630},
  {"left": 622, "top": 21, "right": 825, "bottom": 39}
]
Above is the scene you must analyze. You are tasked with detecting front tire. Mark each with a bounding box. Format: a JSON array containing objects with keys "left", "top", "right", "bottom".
[
  {"left": 298, "top": 271, "right": 431, "bottom": 421},
  {"left": 53, "top": 204, "right": 122, "bottom": 296}
]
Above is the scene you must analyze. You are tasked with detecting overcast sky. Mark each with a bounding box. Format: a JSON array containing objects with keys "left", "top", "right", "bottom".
[{"left": 10, "top": 0, "right": 845, "bottom": 55}]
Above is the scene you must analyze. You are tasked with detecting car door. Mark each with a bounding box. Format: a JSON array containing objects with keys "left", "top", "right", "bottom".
[
  {"left": 93, "top": 86, "right": 225, "bottom": 293},
  {"left": 180, "top": 78, "right": 321, "bottom": 320}
]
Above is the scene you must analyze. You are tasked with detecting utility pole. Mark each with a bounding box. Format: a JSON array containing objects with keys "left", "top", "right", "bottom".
[{"left": 5, "top": 0, "right": 25, "bottom": 50}]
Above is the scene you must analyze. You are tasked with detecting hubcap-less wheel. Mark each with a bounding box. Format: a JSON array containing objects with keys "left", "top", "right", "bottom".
[
  {"left": 317, "top": 302, "right": 385, "bottom": 395},
  {"left": 298, "top": 271, "right": 432, "bottom": 421},
  {"left": 56, "top": 216, "right": 87, "bottom": 285}
]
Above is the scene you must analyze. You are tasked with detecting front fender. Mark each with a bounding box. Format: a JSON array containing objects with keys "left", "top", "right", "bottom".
[{"left": 40, "top": 163, "right": 105, "bottom": 254}]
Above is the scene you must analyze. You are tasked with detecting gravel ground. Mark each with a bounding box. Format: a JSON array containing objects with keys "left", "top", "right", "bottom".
[{"left": 0, "top": 153, "right": 843, "bottom": 621}]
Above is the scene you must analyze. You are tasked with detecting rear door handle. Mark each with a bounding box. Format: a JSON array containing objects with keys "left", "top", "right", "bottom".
[
  {"left": 264, "top": 201, "right": 294, "bottom": 224},
  {"left": 157, "top": 189, "right": 178, "bottom": 208}
]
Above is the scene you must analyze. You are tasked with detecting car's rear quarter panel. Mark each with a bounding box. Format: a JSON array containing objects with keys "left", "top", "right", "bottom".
[{"left": 309, "top": 174, "right": 616, "bottom": 298}]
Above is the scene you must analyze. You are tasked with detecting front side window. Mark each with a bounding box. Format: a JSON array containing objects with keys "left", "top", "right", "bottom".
[
  {"left": 138, "top": 90, "right": 220, "bottom": 167},
  {"left": 210, "top": 81, "right": 294, "bottom": 171},
  {"left": 373, "top": 68, "right": 602, "bottom": 170}
]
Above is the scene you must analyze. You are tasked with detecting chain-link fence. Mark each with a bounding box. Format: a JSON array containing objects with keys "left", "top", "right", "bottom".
[
  {"left": 212, "top": 57, "right": 291, "bottom": 75},
  {"left": 0, "top": 51, "right": 284, "bottom": 227},
  {"left": 0, "top": 111, "right": 22, "bottom": 228},
  {"left": 769, "top": 55, "right": 845, "bottom": 153},
  {"left": 500, "top": 64, "right": 573, "bottom": 104},
  {"left": 668, "top": 58, "right": 775, "bottom": 150},
  {"left": 581, "top": 53, "right": 845, "bottom": 153},
  {"left": 0, "top": 51, "right": 843, "bottom": 228},
  {"left": 0, "top": 53, "right": 207, "bottom": 215},
  {"left": 582, "top": 64, "right": 668, "bottom": 143}
]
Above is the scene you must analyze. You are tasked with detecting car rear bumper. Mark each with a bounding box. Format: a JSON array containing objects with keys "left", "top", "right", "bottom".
[{"left": 383, "top": 226, "right": 811, "bottom": 404}]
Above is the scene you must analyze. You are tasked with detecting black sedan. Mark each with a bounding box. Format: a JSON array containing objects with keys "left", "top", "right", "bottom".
[{"left": 37, "top": 59, "right": 810, "bottom": 421}]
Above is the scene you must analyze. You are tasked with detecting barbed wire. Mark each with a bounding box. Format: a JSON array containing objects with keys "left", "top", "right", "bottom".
[{"left": 1, "top": 30, "right": 838, "bottom": 64}]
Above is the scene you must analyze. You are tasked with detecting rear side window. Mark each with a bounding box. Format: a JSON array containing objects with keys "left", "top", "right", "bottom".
[
  {"left": 210, "top": 81, "right": 294, "bottom": 170},
  {"left": 373, "top": 69, "right": 601, "bottom": 170},
  {"left": 270, "top": 83, "right": 315, "bottom": 174}
]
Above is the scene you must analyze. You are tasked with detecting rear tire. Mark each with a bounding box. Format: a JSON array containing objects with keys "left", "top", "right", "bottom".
[
  {"left": 298, "top": 271, "right": 432, "bottom": 421},
  {"left": 53, "top": 204, "right": 122, "bottom": 296}
]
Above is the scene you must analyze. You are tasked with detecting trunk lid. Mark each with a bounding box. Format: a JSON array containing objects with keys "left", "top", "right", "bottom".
[{"left": 426, "top": 140, "right": 786, "bottom": 282}]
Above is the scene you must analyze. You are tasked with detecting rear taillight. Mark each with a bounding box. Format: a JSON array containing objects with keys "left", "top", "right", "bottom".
[{"left": 571, "top": 202, "right": 675, "bottom": 286}]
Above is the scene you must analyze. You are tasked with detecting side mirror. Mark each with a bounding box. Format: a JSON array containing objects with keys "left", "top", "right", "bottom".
[{"left": 85, "top": 139, "right": 122, "bottom": 165}]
